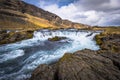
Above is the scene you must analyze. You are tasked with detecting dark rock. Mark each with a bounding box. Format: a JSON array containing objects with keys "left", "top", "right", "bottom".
[
  {"left": 0, "top": 30, "right": 7, "bottom": 34},
  {"left": 48, "top": 36, "right": 67, "bottom": 41},
  {"left": 100, "top": 51, "right": 120, "bottom": 70},
  {"left": 30, "top": 49, "right": 120, "bottom": 80},
  {"left": 86, "top": 32, "right": 93, "bottom": 37}
]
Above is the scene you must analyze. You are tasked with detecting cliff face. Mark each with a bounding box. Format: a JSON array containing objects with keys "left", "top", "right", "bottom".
[{"left": 0, "top": 0, "right": 86, "bottom": 30}]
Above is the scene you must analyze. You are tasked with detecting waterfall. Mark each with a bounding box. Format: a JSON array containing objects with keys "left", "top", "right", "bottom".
[{"left": 33, "top": 29, "right": 99, "bottom": 40}]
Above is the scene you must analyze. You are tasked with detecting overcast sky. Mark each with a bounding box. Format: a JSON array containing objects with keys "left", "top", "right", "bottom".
[{"left": 24, "top": 0, "right": 120, "bottom": 26}]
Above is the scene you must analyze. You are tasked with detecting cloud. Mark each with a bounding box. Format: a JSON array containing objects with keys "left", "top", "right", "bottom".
[
  {"left": 76, "top": 0, "right": 120, "bottom": 11},
  {"left": 39, "top": 0, "right": 120, "bottom": 26},
  {"left": 98, "top": 12, "right": 120, "bottom": 26}
]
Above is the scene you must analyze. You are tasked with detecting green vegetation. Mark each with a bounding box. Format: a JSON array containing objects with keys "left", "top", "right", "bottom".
[
  {"left": 59, "top": 53, "right": 74, "bottom": 62},
  {"left": 92, "top": 27, "right": 120, "bottom": 34},
  {"left": 95, "top": 33, "right": 105, "bottom": 45},
  {"left": 112, "top": 45, "right": 119, "bottom": 52}
]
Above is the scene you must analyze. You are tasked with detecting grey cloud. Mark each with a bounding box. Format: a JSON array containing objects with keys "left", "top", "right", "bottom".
[
  {"left": 73, "top": 14, "right": 87, "bottom": 19},
  {"left": 73, "top": 0, "right": 120, "bottom": 26},
  {"left": 75, "top": 0, "right": 120, "bottom": 12},
  {"left": 99, "top": 14, "right": 120, "bottom": 26}
]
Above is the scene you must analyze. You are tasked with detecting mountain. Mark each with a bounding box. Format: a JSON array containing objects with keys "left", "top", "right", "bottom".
[{"left": 0, "top": 0, "right": 87, "bottom": 30}]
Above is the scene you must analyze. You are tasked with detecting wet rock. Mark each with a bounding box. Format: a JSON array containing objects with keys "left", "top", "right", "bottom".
[
  {"left": 30, "top": 49, "right": 120, "bottom": 80},
  {"left": 48, "top": 36, "right": 67, "bottom": 41},
  {"left": 0, "top": 30, "right": 7, "bottom": 34},
  {"left": 86, "top": 32, "right": 93, "bottom": 37}
]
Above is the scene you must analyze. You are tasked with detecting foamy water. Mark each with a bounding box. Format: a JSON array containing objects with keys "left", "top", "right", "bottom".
[{"left": 0, "top": 29, "right": 100, "bottom": 80}]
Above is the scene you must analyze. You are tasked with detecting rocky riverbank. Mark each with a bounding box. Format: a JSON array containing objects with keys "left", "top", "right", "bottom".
[
  {"left": 30, "top": 28, "right": 120, "bottom": 80},
  {"left": 30, "top": 49, "right": 120, "bottom": 80},
  {"left": 95, "top": 28, "right": 120, "bottom": 53},
  {"left": 0, "top": 30, "right": 33, "bottom": 44}
]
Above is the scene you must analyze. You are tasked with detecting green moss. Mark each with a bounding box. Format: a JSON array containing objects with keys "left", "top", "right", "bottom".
[
  {"left": 27, "top": 32, "right": 33, "bottom": 38},
  {"left": 95, "top": 32, "right": 107, "bottom": 45},
  {"left": 95, "top": 35, "right": 103, "bottom": 45},
  {"left": 111, "top": 45, "right": 119, "bottom": 52},
  {"left": 48, "top": 36, "right": 66, "bottom": 41},
  {"left": 59, "top": 53, "right": 73, "bottom": 62}
]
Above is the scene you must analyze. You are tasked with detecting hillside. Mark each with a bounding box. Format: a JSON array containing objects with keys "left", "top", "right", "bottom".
[{"left": 0, "top": 0, "right": 86, "bottom": 31}]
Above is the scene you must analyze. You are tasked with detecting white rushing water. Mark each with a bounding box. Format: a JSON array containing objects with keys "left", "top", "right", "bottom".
[
  {"left": 0, "top": 49, "right": 24, "bottom": 63},
  {"left": 0, "top": 29, "right": 100, "bottom": 80}
]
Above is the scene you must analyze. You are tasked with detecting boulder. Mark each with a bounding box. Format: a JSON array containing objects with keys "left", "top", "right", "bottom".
[
  {"left": 0, "top": 31, "right": 33, "bottom": 44},
  {"left": 48, "top": 36, "right": 67, "bottom": 41},
  {"left": 30, "top": 49, "right": 120, "bottom": 80}
]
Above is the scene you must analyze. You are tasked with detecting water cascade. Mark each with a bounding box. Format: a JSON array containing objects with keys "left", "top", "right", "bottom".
[{"left": 0, "top": 29, "right": 100, "bottom": 80}]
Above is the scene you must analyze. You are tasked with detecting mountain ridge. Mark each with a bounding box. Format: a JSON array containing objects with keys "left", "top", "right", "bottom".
[{"left": 0, "top": 0, "right": 87, "bottom": 30}]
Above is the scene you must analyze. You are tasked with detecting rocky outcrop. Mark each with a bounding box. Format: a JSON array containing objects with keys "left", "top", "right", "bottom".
[
  {"left": 0, "top": 30, "right": 33, "bottom": 44},
  {"left": 95, "top": 33, "right": 120, "bottom": 53},
  {"left": 30, "top": 49, "right": 120, "bottom": 80}
]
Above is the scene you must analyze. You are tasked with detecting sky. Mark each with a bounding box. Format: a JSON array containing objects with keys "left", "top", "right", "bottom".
[{"left": 23, "top": 0, "right": 120, "bottom": 26}]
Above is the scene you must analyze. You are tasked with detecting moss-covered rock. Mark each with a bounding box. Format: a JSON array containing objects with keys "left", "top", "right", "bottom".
[
  {"left": 95, "top": 34, "right": 103, "bottom": 45},
  {"left": 0, "top": 30, "right": 33, "bottom": 45},
  {"left": 48, "top": 36, "right": 67, "bottom": 41},
  {"left": 95, "top": 32, "right": 120, "bottom": 53}
]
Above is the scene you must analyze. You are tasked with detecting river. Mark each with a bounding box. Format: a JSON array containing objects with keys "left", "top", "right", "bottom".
[{"left": 0, "top": 29, "right": 100, "bottom": 80}]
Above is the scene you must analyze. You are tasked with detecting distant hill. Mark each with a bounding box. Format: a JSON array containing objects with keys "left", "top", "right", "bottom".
[{"left": 0, "top": 0, "right": 87, "bottom": 30}]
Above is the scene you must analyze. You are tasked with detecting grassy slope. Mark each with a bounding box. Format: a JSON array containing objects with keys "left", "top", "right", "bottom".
[
  {"left": 0, "top": 9, "right": 55, "bottom": 31},
  {"left": 92, "top": 27, "right": 120, "bottom": 34},
  {"left": 0, "top": 10, "right": 37, "bottom": 30}
]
